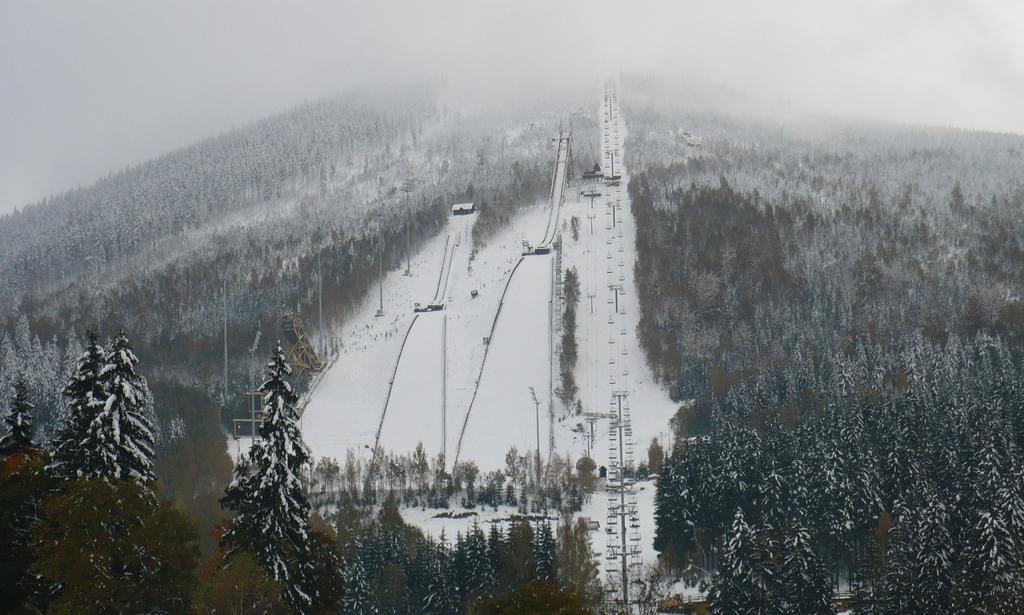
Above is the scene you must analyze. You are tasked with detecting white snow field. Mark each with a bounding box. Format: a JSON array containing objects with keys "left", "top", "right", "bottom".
[
  {"left": 302, "top": 202, "right": 557, "bottom": 467},
  {"left": 303, "top": 85, "right": 678, "bottom": 483}
]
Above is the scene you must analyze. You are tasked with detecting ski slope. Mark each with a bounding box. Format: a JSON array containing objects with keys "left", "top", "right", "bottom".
[
  {"left": 302, "top": 202, "right": 557, "bottom": 468},
  {"left": 303, "top": 84, "right": 678, "bottom": 479}
]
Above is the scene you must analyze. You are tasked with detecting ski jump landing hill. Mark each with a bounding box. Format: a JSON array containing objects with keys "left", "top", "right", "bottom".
[{"left": 302, "top": 91, "right": 676, "bottom": 473}]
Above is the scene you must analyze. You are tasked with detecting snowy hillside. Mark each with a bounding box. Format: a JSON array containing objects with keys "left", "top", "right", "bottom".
[
  {"left": 295, "top": 86, "right": 681, "bottom": 593},
  {"left": 302, "top": 87, "right": 677, "bottom": 478},
  {"left": 301, "top": 201, "right": 558, "bottom": 468}
]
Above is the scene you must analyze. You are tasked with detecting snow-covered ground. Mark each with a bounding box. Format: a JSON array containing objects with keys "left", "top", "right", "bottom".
[
  {"left": 557, "top": 89, "right": 679, "bottom": 474},
  {"left": 302, "top": 201, "right": 557, "bottom": 468},
  {"left": 300, "top": 83, "right": 679, "bottom": 576}
]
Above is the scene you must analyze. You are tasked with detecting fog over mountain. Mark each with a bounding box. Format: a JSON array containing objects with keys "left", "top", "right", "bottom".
[{"left": 1, "top": 0, "right": 1021, "bottom": 214}]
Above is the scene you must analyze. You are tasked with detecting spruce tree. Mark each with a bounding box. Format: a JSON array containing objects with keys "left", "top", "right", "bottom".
[
  {"left": 221, "top": 344, "right": 313, "bottom": 611},
  {"left": 956, "top": 434, "right": 1024, "bottom": 610},
  {"left": 0, "top": 375, "right": 33, "bottom": 453},
  {"left": 709, "top": 508, "right": 769, "bottom": 614},
  {"left": 428, "top": 531, "right": 458, "bottom": 615},
  {"left": 881, "top": 510, "right": 917, "bottom": 613},
  {"left": 80, "top": 332, "right": 155, "bottom": 484},
  {"left": 534, "top": 520, "right": 557, "bottom": 582},
  {"left": 49, "top": 330, "right": 106, "bottom": 480},
  {"left": 487, "top": 523, "right": 503, "bottom": 577},
  {"left": 464, "top": 521, "right": 495, "bottom": 600},
  {"left": 456, "top": 529, "right": 475, "bottom": 603},
  {"left": 340, "top": 543, "right": 376, "bottom": 615},
  {"left": 777, "top": 525, "right": 834, "bottom": 614},
  {"left": 913, "top": 489, "right": 953, "bottom": 612}
]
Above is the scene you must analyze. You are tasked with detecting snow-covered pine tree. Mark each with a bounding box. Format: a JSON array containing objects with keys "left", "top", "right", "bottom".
[
  {"left": 955, "top": 432, "right": 1024, "bottom": 610},
  {"left": 0, "top": 375, "right": 33, "bottom": 453},
  {"left": 464, "top": 521, "right": 495, "bottom": 600},
  {"left": 881, "top": 509, "right": 917, "bottom": 613},
  {"left": 452, "top": 531, "right": 469, "bottom": 604},
  {"left": 340, "top": 543, "right": 376, "bottom": 615},
  {"left": 487, "top": 523, "right": 503, "bottom": 575},
  {"left": 426, "top": 530, "right": 458, "bottom": 615},
  {"left": 408, "top": 536, "right": 434, "bottom": 613},
  {"left": 777, "top": 524, "right": 834, "bottom": 614},
  {"left": 708, "top": 508, "right": 769, "bottom": 614},
  {"left": 221, "top": 344, "right": 314, "bottom": 611},
  {"left": 915, "top": 489, "right": 953, "bottom": 612},
  {"left": 533, "top": 520, "right": 557, "bottom": 582},
  {"left": 80, "top": 331, "right": 156, "bottom": 484},
  {"left": 653, "top": 451, "right": 681, "bottom": 554},
  {"left": 49, "top": 330, "right": 106, "bottom": 480}
]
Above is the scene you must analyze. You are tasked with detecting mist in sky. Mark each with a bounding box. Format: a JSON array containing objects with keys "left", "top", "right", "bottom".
[{"left": 1, "top": 0, "right": 1021, "bottom": 214}]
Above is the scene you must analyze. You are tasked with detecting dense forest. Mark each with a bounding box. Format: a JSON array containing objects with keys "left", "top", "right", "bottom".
[{"left": 625, "top": 83, "right": 1024, "bottom": 611}]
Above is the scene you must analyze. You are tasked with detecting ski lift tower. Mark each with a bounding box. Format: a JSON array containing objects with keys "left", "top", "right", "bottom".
[{"left": 606, "top": 389, "right": 642, "bottom": 612}]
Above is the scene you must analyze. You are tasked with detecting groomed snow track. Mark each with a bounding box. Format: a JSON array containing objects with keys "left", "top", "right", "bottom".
[
  {"left": 431, "top": 236, "right": 451, "bottom": 303},
  {"left": 538, "top": 131, "right": 572, "bottom": 248},
  {"left": 371, "top": 312, "right": 421, "bottom": 452},
  {"left": 366, "top": 128, "right": 570, "bottom": 474},
  {"left": 451, "top": 255, "right": 526, "bottom": 466},
  {"left": 372, "top": 223, "right": 464, "bottom": 452}
]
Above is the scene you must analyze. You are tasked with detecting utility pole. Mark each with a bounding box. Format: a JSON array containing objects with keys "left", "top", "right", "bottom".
[
  {"left": 529, "top": 386, "right": 542, "bottom": 484},
  {"left": 318, "top": 252, "right": 324, "bottom": 356},
  {"left": 222, "top": 279, "right": 228, "bottom": 406},
  {"left": 376, "top": 208, "right": 385, "bottom": 318},
  {"left": 249, "top": 330, "right": 261, "bottom": 439},
  {"left": 401, "top": 179, "right": 414, "bottom": 276},
  {"left": 442, "top": 313, "right": 447, "bottom": 463},
  {"left": 609, "top": 284, "right": 623, "bottom": 314}
]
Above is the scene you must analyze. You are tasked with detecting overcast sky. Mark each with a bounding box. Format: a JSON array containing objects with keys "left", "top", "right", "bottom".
[{"left": 1, "top": 0, "right": 1022, "bottom": 214}]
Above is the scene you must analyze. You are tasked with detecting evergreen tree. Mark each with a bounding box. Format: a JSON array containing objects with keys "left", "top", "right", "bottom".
[
  {"left": 709, "top": 508, "right": 769, "bottom": 614},
  {"left": 487, "top": 523, "right": 503, "bottom": 577},
  {"left": 955, "top": 434, "right": 1024, "bottom": 611},
  {"left": 221, "top": 344, "right": 314, "bottom": 611},
  {"left": 465, "top": 521, "right": 495, "bottom": 601},
  {"left": 49, "top": 330, "right": 105, "bottom": 481},
  {"left": 881, "top": 510, "right": 917, "bottom": 613},
  {"left": 915, "top": 492, "right": 953, "bottom": 612},
  {"left": 0, "top": 375, "right": 33, "bottom": 453},
  {"left": 79, "top": 332, "right": 156, "bottom": 484},
  {"left": 534, "top": 520, "right": 557, "bottom": 582},
  {"left": 341, "top": 544, "right": 376, "bottom": 615},
  {"left": 777, "top": 525, "right": 834, "bottom": 614},
  {"left": 426, "top": 531, "right": 458, "bottom": 615}
]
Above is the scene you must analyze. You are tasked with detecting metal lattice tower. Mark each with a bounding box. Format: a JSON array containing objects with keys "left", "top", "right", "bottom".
[
  {"left": 606, "top": 390, "right": 642, "bottom": 607},
  {"left": 281, "top": 311, "right": 324, "bottom": 373}
]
